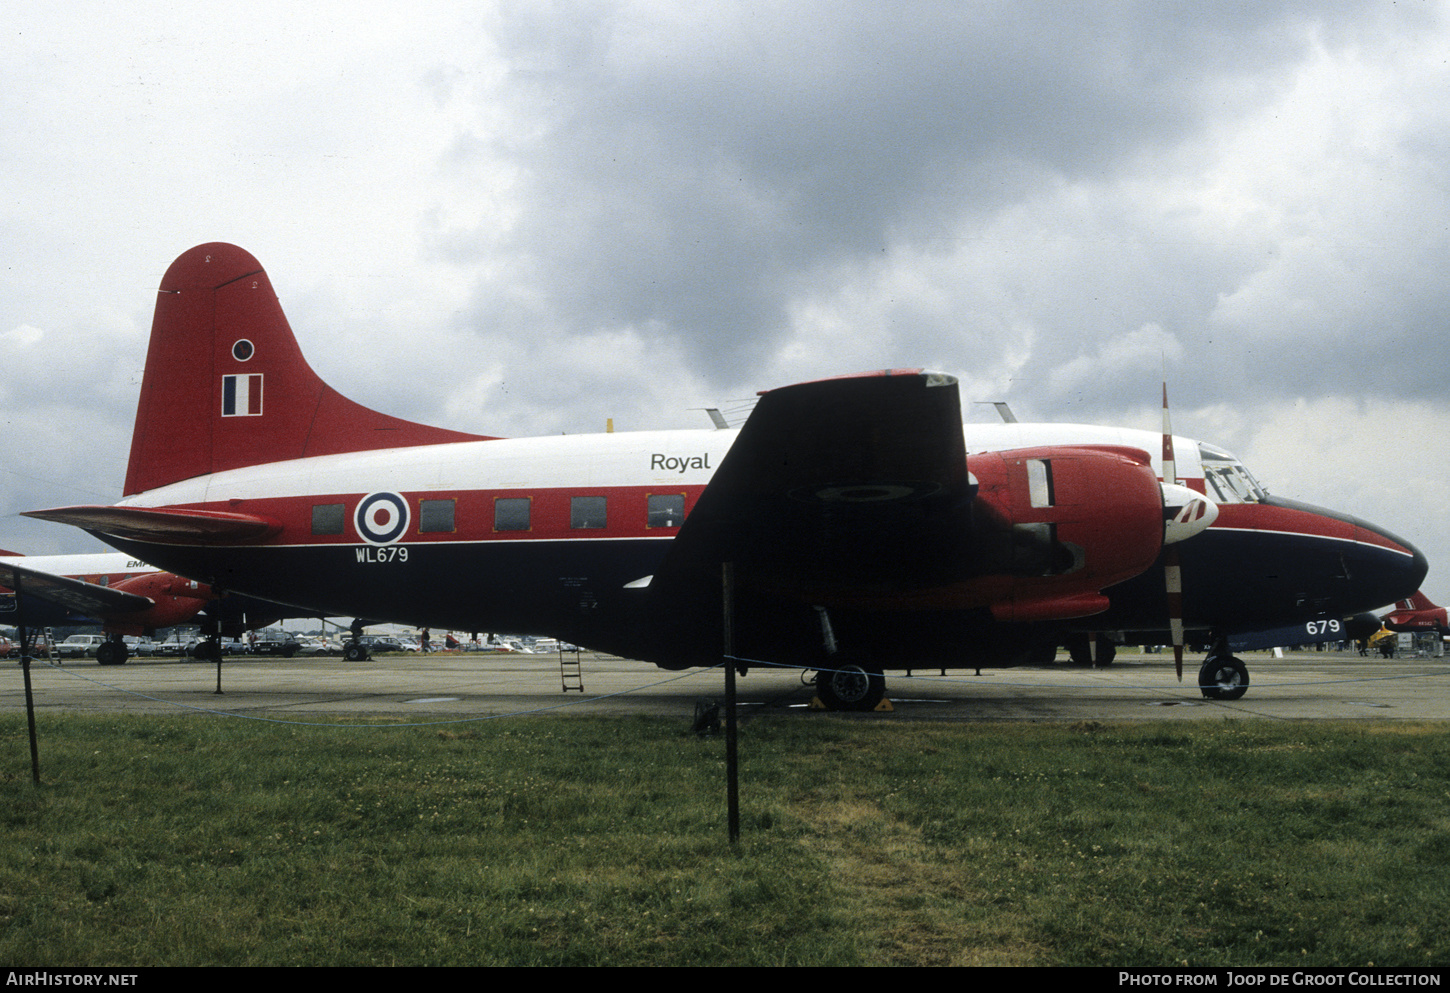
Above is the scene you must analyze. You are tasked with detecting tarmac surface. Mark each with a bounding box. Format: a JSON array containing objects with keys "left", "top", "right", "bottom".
[{"left": 4, "top": 648, "right": 1449, "bottom": 724}]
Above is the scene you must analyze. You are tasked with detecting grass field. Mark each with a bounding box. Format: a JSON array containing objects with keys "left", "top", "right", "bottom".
[{"left": 0, "top": 713, "right": 1446, "bottom": 966}]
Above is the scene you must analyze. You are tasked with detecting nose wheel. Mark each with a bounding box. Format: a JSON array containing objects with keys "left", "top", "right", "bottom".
[
  {"left": 815, "top": 660, "right": 886, "bottom": 711},
  {"left": 1197, "top": 655, "right": 1249, "bottom": 700}
]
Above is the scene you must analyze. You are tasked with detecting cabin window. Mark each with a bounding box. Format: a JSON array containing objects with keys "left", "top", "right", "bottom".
[
  {"left": 570, "top": 496, "right": 607, "bottom": 530},
  {"left": 494, "top": 497, "right": 531, "bottom": 532},
  {"left": 1198, "top": 443, "right": 1267, "bottom": 504},
  {"left": 312, "top": 504, "right": 345, "bottom": 535},
  {"left": 647, "top": 493, "right": 685, "bottom": 528},
  {"left": 419, "top": 499, "right": 456, "bottom": 533}
]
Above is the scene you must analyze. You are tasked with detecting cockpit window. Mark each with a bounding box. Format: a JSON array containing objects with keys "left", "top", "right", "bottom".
[{"left": 1198, "top": 443, "right": 1267, "bottom": 504}]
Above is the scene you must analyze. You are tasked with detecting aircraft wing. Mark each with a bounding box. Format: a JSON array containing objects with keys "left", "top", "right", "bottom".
[
  {"left": 651, "top": 370, "right": 975, "bottom": 607},
  {"left": 0, "top": 560, "right": 154, "bottom": 620}
]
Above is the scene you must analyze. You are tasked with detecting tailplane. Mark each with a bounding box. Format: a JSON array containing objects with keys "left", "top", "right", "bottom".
[{"left": 124, "top": 243, "right": 493, "bottom": 495}]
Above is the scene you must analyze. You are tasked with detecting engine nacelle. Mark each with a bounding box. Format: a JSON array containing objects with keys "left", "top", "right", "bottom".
[
  {"left": 101, "top": 571, "right": 217, "bottom": 635},
  {"left": 967, "top": 445, "right": 1164, "bottom": 622}
]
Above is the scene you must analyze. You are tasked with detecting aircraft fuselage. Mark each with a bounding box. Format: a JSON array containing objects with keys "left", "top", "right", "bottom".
[{"left": 86, "top": 422, "right": 1426, "bottom": 668}]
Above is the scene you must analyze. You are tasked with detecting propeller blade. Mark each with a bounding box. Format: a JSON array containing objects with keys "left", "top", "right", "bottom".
[
  {"left": 1162, "top": 383, "right": 1184, "bottom": 682},
  {"left": 1166, "top": 544, "right": 1184, "bottom": 682}
]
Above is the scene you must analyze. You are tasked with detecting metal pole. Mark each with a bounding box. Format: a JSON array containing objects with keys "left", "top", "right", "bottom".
[
  {"left": 15, "top": 575, "right": 40, "bottom": 785},
  {"left": 722, "top": 562, "right": 739, "bottom": 843}
]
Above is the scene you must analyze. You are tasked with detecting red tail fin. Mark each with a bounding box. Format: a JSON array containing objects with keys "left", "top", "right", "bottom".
[
  {"left": 1407, "top": 590, "right": 1441, "bottom": 611},
  {"left": 124, "top": 244, "right": 493, "bottom": 495}
]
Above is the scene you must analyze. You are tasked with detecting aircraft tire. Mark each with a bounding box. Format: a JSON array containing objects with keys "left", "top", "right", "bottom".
[
  {"left": 1066, "top": 633, "right": 1098, "bottom": 666},
  {"left": 343, "top": 643, "right": 370, "bottom": 662},
  {"left": 1198, "top": 656, "right": 1249, "bottom": 700},
  {"left": 96, "top": 642, "right": 127, "bottom": 666},
  {"left": 1095, "top": 642, "right": 1116, "bottom": 667},
  {"left": 816, "top": 660, "right": 885, "bottom": 711},
  {"left": 1023, "top": 638, "right": 1057, "bottom": 666}
]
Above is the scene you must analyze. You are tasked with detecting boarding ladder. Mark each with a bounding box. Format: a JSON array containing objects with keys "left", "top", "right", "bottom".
[{"left": 559, "top": 646, "right": 584, "bottom": 693}]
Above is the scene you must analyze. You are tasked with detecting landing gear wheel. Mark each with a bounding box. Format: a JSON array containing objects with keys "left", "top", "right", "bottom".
[
  {"left": 1066, "top": 635, "right": 1115, "bottom": 666},
  {"left": 816, "top": 661, "right": 886, "bottom": 711},
  {"left": 196, "top": 639, "right": 223, "bottom": 663},
  {"left": 1023, "top": 638, "right": 1057, "bottom": 666},
  {"left": 1198, "top": 656, "right": 1249, "bottom": 700},
  {"left": 343, "top": 643, "right": 370, "bottom": 662},
  {"left": 1067, "top": 634, "right": 1092, "bottom": 666},
  {"left": 96, "top": 641, "right": 128, "bottom": 666}
]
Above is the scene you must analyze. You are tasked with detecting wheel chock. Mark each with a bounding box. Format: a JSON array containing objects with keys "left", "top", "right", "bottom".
[{"left": 807, "top": 695, "right": 894, "bottom": 712}]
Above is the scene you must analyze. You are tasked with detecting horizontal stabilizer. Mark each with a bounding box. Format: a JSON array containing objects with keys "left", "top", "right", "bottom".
[{"left": 23, "top": 505, "right": 280, "bottom": 545}]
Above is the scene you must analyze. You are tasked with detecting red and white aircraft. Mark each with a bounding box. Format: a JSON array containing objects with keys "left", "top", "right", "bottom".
[
  {"left": 1381, "top": 591, "right": 1449, "bottom": 636},
  {"left": 1, "top": 550, "right": 217, "bottom": 663},
  {"left": 26, "top": 244, "right": 1429, "bottom": 707},
  {"left": 0, "top": 548, "right": 302, "bottom": 664}
]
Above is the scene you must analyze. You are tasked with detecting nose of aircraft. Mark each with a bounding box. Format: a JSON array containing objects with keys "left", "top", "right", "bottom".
[
  {"left": 1353, "top": 515, "right": 1430, "bottom": 606},
  {"left": 1316, "top": 501, "right": 1428, "bottom": 611}
]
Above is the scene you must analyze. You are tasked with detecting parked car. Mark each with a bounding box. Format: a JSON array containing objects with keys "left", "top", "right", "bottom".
[
  {"left": 358, "top": 635, "right": 406, "bottom": 654},
  {"left": 185, "top": 638, "right": 248, "bottom": 658},
  {"left": 151, "top": 638, "right": 193, "bottom": 657},
  {"left": 57, "top": 634, "right": 108, "bottom": 658},
  {"left": 249, "top": 632, "right": 301, "bottom": 657},
  {"left": 295, "top": 637, "right": 338, "bottom": 656},
  {"left": 9, "top": 634, "right": 57, "bottom": 657},
  {"left": 124, "top": 636, "right": 158, "bottom": 657}
]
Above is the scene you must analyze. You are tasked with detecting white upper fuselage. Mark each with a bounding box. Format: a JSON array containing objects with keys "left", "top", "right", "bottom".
[{"left": 115, "top": 422, "right": 1212, "bottom": 510}]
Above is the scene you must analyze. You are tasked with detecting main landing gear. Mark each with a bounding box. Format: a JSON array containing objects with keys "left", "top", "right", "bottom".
[
  {"left": 1065, "top": 633, "right": 1116, "bottom": 667},
  {"left": 192, "top": 638, "right": 224, "bottom": 663},
  {"left": 815, "top": 659, "right": 887, "bottom": 711},
  {"left": 810, "top": 607, "right": 889, "bottom": 711},
  {"left": 343, "top": 619, "right": 371, "bottom": 662},
  {"left": 96, "top": 635, "right": 129, "bottom": 666}
]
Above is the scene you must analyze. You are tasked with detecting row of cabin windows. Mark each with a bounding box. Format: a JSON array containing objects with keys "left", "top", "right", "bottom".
[{"left": 311, "top": 494, "right": 687, "bottom": 537}]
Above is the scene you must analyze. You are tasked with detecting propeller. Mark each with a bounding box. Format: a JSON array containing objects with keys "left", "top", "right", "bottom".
[{"left": 1159, "top": 384, "right": 1218, "bottom": 681}]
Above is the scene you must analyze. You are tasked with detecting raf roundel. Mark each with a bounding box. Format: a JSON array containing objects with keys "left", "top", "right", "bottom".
[
  {"left": 232, "top": 339, "right": 255, "bottom": 362},
  {"left": 355, "top": 492, "right": 410, "bottom": 545}
]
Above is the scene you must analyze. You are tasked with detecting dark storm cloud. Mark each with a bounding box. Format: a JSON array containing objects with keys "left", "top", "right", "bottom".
[
  {"left": 8, "top": 0, "right": 1450, "bottom": 589},
  {"left": 430, "top": 1, "right": 1361, "bottom": 389}
]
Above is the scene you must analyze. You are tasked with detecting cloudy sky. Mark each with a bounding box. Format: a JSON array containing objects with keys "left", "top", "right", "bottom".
[{"left": 4, "top": 0, "right": 1450, "bottom": 606}]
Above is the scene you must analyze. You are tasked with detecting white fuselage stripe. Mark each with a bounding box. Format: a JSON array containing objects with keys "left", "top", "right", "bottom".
[
  {"left": 120, "top": 423, "right": 1207, "bottom": 508},
  {"left": 1206, "top": 527, "right": 1417, "bottom": 558}
]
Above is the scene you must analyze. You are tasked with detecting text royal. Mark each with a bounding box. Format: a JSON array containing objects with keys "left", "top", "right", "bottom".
[{"left": 651, "top": 453, "right": 712, "bottom": 474}]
